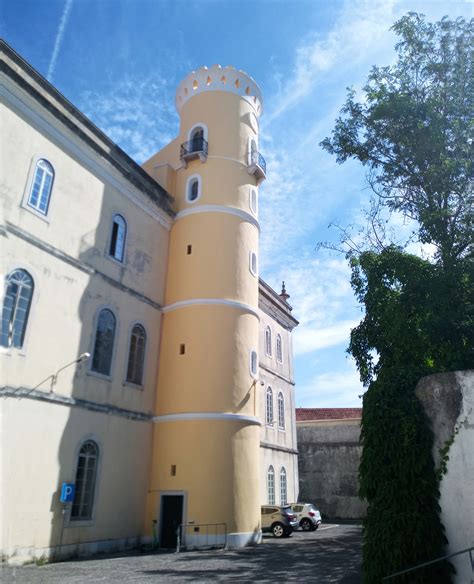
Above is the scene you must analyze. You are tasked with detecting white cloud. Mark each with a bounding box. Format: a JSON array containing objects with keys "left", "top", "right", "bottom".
[
  {"left": 297, "top": 362, "right": 364, "bottom": 407},
  {"left": 294, "top": 319, "right": 359, "bottom": 356},
  {"left": 264, "top": 0, "right": 398, "bottom": 126},
  {"left": 79, "top": 76, "right": 179, "bottom": 163}
]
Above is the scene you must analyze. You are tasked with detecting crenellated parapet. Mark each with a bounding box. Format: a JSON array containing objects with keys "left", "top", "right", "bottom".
[{"left": 175, "top": 65, "right": 263, "bottom": 117}]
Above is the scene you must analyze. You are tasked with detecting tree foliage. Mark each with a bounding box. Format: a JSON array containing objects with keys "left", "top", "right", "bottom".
[
  {"left": 321, "top": 13, "right": 473, "bottom": 584},
  {"left": 321, "top": 13, "right": 473, "bottom": 267}
]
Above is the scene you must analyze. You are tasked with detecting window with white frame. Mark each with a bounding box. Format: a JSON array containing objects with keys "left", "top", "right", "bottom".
[
  {"left": 250, "top": 349, "right": 258, "bottom": 377},
  {"left": 91, "top": 309, "right": 116, "bottom": 376},
  {"left": 109, "top": 214, "right": 127, "bottom": 262},
  {"left": 250, "top": 188, "right": 258, "bottom": 215},
  {"left": 71, "top": 440, "right": 99, "bottom": 520},
  {"left": 266, "top": 386, "right": 273, "bottom": 426},
  {"left": 126, "top": 323, "right": 146, "bottom": 386},
  {"left": 186, "top": 175, "right": 201, "bottom": 203},
  {"left": 280, "top": 467, "right": 287, "bottom": 505},
  {"left": 276, "top": 334, "right": 283, "bottom": 362},
  {"left": 265, "top": 326, "right": 272, "bottom": 356},
  {"left": 27, "top": 159, "right": 54, "bottom": 215},
  {"left": 267, "top": 466, "right": 275, "bottom": 505},
  {"left": 1, "top": 269, "right": 34, "bottom": 349},
  {"left": 278, "top": 392, "right": 285, "bottom": 430},
  {"left": 190, "top": 126, "right": 205, "bottom": 152},
  {"left": 249, "top": 251, "right": 257, "bottom": 277}
]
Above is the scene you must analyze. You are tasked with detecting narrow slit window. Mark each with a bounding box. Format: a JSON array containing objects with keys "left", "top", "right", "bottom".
[
  {"left": 109, "top": 214, "right": 126, "bottom": 262},
  {"left": 250, "top": 350, "right": 258, "bottom": 377},
  {"left": 267, "top": 466, "right": 275, "bottom": 505},
  {"left": 180, "top": 343, "right": 186, "bottom": 355},
  {"left": 250, "top": 252, "right": 257, "bottom": 277},
  {"left": 278, "top": 392, "right": 285, "bottom": 430},
  {"left": 250, "top": 189, "right": 258, "bottom": 215},
  {"left": 187, "top": 244, "right": 192, "bottom": 255},
  {"left": 276, "top": 334, "right": 283, "bottom": 363},
  {"left": 265, "top": 326, "right": 272, "bottom": 356},
  {"left": 280, "top": 468, "right": 287, "bottom": 505},
  {"left": 266, "top": 387, "right": 273, "bottom": 425},
  {"left": 71, "top": 441, "right": 99, "bottom": 521}
]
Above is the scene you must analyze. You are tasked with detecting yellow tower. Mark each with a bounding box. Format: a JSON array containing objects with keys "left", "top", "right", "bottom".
[{"left": 144, "top": 65, "right": 266, "bottom": 548}]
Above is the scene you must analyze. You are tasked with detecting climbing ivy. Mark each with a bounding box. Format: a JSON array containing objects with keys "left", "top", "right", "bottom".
[{"left": 350, "top": 248, "right": 472, "bottom": 583}]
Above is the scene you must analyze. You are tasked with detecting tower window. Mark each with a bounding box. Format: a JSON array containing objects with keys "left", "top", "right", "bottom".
[
  {"left": 109, "top": 214, "right": 127, "bottom": 262},
  {"left": 249, "top": 350, "right": 258, "bottom": 377},
  {"left": 250, "top": 189, "right": 258, "bottom": 215},
  {"left": 190, "top": 127, "right": 204, "bottom": 153},
  {"left": 185, "top": 174, "right": 202, "bottom": 204},
  {"left": 187, "top": 244, "right": 192, "bottom": 255},
  {"left": 27, "top": 159, "right": 54, "bottom": 215},
  {"left": 1, "top": 269, "right": 34, "bottom": 349},
  {"left": 180, "top": 344, "right": 186, "bottom": 355},
  {"left": 249, "top": 252, "right": 257, "bottom": 277}
]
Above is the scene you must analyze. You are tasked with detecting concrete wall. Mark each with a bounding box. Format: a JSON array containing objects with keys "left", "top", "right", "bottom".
[
  {"left": 416, "top": 370, "right": 474, "bottom": 584},
  {"left": 297, "top": 420, "right": 366, "bottom": 519}
]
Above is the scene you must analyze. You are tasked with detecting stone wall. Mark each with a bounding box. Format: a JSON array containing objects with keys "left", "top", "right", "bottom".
[
  {"left": 297, "top": 420, "right": 366, "bottom": 520},
  {"left": 416, "top": 370, "right": 474, "bottom": 584}
]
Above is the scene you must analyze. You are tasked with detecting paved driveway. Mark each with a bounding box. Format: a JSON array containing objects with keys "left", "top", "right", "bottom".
[{"left": 3, "top": 524, "right": 362, "bottom": 583}]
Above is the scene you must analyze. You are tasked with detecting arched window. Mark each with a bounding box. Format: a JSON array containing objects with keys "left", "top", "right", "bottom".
[
  {"left": 249, "top": 349, "right": 258, "bottom": 378},
  {"left": 276, "top": 334, "right": 283, "bottom": 363},
  {"left": 250, "top": 188, "right": 258, "bottom": 215},
  {"left": 249, "top": 252, "right": 257, "bottom": 277},
  {"left": 186, "top": 175, "right": 201, "bottom": 203},
  {"left": 109, "top": 214, "right": 127, "bottom": 262},
  {"left": 266, "top": 386, "right": 273, "bottom": 426},
  {"left": 91, "top": 309, "right": 116, "bottom": 376},
  {"left": 280, "top": 467, "right": 287, "bottom": 505},
  {"left": 71, "top": 440, "right": 99, "bottom": 520},
  {"left": 1, "top": 269, "right": 34, "bottom": 349},
  {"left": 190, "top": 126, "right": 204, "bottom": 152},
  {"left": 278, "top": 392, "right": 285, "bottom": 430},
  {"left": 28, "top": 159, "right": 54, "bottom": 215},
  {"left": 126, "top": 323, "right": 146, "bottom": 386},
  {"left": 250, "top": 139, "right": 257, "bottom": 164},
  {"left": 265, "top": 326, "right": 272, "bottom": 356},
  {"left": 267, "top": 466, "right": 275, "bottom": 505}
]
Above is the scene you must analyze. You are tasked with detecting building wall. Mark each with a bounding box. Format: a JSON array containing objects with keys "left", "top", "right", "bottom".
[
  {"left": 416, "top": 370, "right": 474, "bottom": 584},
  {"left": 1, "top": 54, "right": 171, "bottom": 560},
  {"left": 297, "top": 420, "right": 366, "bottom": 519}
]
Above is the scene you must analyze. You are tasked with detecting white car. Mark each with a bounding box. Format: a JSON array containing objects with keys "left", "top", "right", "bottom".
[{"left": 290, "top": 503, "right": 322, "bottom": 531}]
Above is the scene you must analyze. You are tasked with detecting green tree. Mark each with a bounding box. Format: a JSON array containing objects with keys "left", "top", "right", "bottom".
[
  {"left": 321, "top": 13, "right": 473, "bottom": 584},
  {"left": 321, "top": 13, "right": 473, "bottom": 267}
]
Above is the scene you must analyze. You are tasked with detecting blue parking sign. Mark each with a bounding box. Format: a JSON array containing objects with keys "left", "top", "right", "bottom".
[{"left": 60, "top": 482, "right": 75, "bottom": 503}]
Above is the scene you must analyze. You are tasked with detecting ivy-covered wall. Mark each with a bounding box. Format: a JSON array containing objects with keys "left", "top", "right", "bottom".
[{"left": 416, "top": 370, "right": 474, "bottom": 584}]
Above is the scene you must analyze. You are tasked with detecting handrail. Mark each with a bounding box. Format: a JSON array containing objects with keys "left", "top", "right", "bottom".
[
  {"left": 250, "top": 149, "right": 266, "bottom": 175},
  {"left": 180, "top": 137, "right": 208, "bottom": 159},
  {"left": 382, "top": 546, "right": 474, "bottom": 581},
  {"left": 176, "top": 522, "right": 227, "bottom": 552}
]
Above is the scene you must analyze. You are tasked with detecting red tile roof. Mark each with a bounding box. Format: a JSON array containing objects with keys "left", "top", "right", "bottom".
[{"left": 296, "top": 408, "right": 362, "bottom": 422}]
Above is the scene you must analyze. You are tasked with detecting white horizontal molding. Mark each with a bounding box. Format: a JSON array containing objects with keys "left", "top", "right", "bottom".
[
  {"left": 0, "top": 79, "right": 172, "bottom": 230},
  {"left": 175, "top": 205, "right": 260, "bottom": 232},
  {"left": 153, "top": 412, "right": 261, "bottom": 425},
  {"left": 163, "top": 298, "right": 260, "bottom": 319}
]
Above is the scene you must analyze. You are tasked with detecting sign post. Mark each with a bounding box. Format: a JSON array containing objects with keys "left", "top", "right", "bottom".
[{"left": 57, "top": 483, "right": 75, "bottom": 560}]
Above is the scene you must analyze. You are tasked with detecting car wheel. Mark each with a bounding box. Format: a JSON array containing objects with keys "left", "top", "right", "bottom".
[
  {"left": 272, "top": 522, "right": 285, "bottom": 538},
  {"left": 300, "top": 518, "right": 313, "bottom": 531}
]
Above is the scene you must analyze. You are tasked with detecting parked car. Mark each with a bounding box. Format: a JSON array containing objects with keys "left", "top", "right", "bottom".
[
  {"left": 261, "top": 505, "right": 299, "bottom": 538},
  {"left": 290, "top": 503, "right": 322, "bottom": 531}
]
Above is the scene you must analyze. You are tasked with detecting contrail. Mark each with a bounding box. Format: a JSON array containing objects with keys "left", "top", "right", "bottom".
[{"left": 47, "top": 0, "right": 74, "bottom": 82}]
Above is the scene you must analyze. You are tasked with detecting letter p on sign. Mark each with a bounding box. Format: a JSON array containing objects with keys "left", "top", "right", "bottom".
[{"left": 60, "top": 482, "right": 75, "bottom": 503}]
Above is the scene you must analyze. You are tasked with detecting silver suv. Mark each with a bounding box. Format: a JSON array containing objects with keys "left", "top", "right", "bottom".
[
  {"left": 261, "top": 505, "right": 299, "bottom": 538},
  {"left": 290, "top": 503, "right": 322, "bottom": 531}
]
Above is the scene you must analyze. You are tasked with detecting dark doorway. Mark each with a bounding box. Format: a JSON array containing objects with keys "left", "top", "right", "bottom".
[{"left": 160, "top": 495, "right": 184, "bottom": 548}]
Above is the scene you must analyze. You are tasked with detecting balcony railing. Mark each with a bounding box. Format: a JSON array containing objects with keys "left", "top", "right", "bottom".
[
  {"left": 248, "top": 149, "right": 266, "bottom": 181},
  {"left": 180, "top": 136, "right": 208, "bottom": 164}
]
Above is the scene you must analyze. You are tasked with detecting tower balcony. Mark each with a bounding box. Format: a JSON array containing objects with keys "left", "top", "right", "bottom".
[
  {"left": 247, "top": 150, "right": 266, "bottom": 181},
  {"left": 180, "top": 137, "right": 208, "bottom": 165}
]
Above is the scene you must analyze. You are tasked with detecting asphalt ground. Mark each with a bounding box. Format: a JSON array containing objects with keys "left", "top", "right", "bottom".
[{"left": 2, "top": 524, "right": 362, "bottom": 583}]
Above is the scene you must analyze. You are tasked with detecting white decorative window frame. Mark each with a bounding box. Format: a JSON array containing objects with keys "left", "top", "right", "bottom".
[
  {"left": 187, "top": 122, "right": 208, "bottom": 143},
  {"left": 249, "top": 187, "right": 258, "bottom": 216},
  {"left": 265, "top": 326, "right": 272, "bottom": 357},
  {"left": 88, "top": 304, "right": 119, "bottom": 381},
  {"left": 185, "top": 173, "right": 202, "bottom": 204},
  {"left": 249, "top": 251, "right": 258, "bottom": 278},
  {"left": 106, "top": 212, "right": 127, "bottom": 265},
  {"left": 123, "top": 320, "right": 148, "bottom": 389},
  {"left": 249, "top": 349, "right": 258, "bottom": 378},
  {"left": 276, "top": 333, "right": 283, "bottom": 363},
  {"left": 21, "top": 155, "right": 55, "bottom": 223}
]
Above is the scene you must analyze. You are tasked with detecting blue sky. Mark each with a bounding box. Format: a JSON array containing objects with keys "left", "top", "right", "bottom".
[{"left": 2, "top": 0, "right": 471, "bottom": 407}]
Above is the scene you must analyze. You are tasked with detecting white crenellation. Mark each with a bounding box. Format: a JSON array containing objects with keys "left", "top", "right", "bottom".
[{"left": 175, "top": 65, "right": 263, "bottom": 117}]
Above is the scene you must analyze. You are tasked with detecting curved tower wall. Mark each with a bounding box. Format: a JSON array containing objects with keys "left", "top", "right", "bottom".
[{"left": 148, "top": 66, "right": 264, "bottom": 547}]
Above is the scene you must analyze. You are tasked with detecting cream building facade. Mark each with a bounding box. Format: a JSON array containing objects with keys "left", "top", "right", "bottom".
[{"left": 0, "top": 41, "right": 298, "bottom": 561}]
